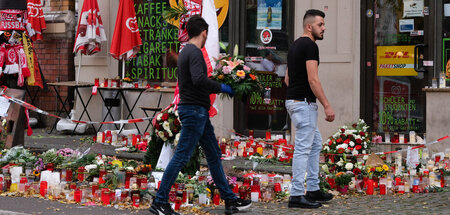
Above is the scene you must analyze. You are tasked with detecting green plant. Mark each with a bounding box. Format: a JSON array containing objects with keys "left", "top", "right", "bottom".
[
  {"left": 335, "top": 173, "right": 352, "bottom": 187},
  {"left": 319, "top": 175, "right": 332, "bottom": 192},
  {"left": 162, "top": 0, "right": 188, "bottom": 23}
]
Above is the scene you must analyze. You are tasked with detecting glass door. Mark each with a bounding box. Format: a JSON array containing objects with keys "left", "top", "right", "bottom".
[{"left": 363, "top": 0, "right": 434, "bottom": 136}]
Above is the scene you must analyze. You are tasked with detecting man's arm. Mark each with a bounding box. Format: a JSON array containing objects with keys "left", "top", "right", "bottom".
[
  {"left": 306, "top": 60, "right": 335, "bottom": 122},
  {"left": 189, "top": 50, "right": 222, "bottom": 93},
  {"left": 284, "top": 68, "right": 289, "bottom": 86}
]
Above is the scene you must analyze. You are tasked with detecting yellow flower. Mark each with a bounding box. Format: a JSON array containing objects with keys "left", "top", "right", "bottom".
[
  {"left": 218, "top": 74, "right": 224, "bottom": 80},
  {"left": 376, "top": 167, "right": 383, "bottom": 172},
  {"left": 335, "top": 172, "right": 345, "bottom": 177},
  {"left": 111, "top": 160, "right": 123, "bottom": 168},
  {"left": 33, "top": 170, "right": 40, "bottom": 177},
  {"left": 383, "top": 164, "right": 389, "bottom": 171},
  {"left": 236, "top": 70, "right": 246, "bottom": 77},
  {"left": 367, "top": 168, "right": 371, "bottom": 173}
]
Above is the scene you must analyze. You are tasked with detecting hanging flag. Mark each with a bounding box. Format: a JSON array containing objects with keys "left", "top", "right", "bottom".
[
  {"left": 110, "top": 0, "right": 142, "bottom": 60},
  {"left": 178, "top": 0, "right": 202, "bottom": 51},
  {"left": 73, "top": 0, "right": 107, "bottom": 55},
  {"left": 26, "top": 0, "right": 46, "bottom": 41}
]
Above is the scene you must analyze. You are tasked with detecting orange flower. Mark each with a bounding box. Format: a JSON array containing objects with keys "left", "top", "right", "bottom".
[
  {"left": 249, "top": 74, "right": 256, "bottom": 80},
  {"left": 236, "top": 70, "right": 245, "bottom": 78},
  {"left": 218, "top": 74, "right": 224, "bottom": 80},
  {"left": 335, "top": 172, "right": 345, "bottom": 177}
]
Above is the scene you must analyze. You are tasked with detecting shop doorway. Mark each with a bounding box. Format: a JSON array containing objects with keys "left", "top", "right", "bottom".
[{"left": 361, "top": 0, "right": 436, "bottom": 136}]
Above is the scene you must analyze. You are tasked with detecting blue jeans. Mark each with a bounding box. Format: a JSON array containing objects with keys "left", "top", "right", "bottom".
[
  {"left": 155, "top": 105, "right": 236, "bottom": 204},
  {"left": 285, "top": 100, "right": 322, "bottom": 196}
]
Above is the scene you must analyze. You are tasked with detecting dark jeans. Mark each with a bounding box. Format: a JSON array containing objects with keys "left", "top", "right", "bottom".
[{"left": 155, "top": 105, "right": 236, "bottom": 204}]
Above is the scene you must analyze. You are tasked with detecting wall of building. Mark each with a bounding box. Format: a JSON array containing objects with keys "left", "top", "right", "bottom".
[{"left": 294, "top": 0, "right": 361, "bottom": 139}]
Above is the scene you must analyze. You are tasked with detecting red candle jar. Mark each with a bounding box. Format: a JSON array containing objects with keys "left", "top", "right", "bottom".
[
  {"left": 46, "top": 163, "right": 54, "bottom": 172},
  {"left": 77, "top": 166, "right": 85, "bottom": 181},
  {"left": 120, "top": 189, "right": 129, "bottom": 201},
  {"left": 99, "top": 168, "right": 106, "bottom": 184},
  {"left": 233, "top": 184, "right": 239, "bottom": 194},
  {"left": 249, "top": 130, "right": 254, "bottom": 138},
  {"left": 134, "top": 82, "right": 139, "bottom": 88},
  {"left": 39, "top": 181, "right": 47, "bottom": 197},
  {"left": 274, "top": 183, "right": 282, "bottom": 193},
  {"left": 174, "top": 197, "right": 182, "bottom": 210},
  {"left": 92, "top": 183, "right": 99, "bottom": 198},
  {"left": 132, "top": 134, "right": 138, "bottom": 147},
  {"left": 169, "top": 187, "right": 176, "bottom": 202},
  {"left": 239, "top": 186, "right": 247, "bottom": 200},
  {"left": 106, "top": 131, "right": 112, "bottom": 143},
  {"left": 74, "top": 188, "right": 82, "bottom": 203},
  {"left": 132, "top": 194, "right": 140, "bottom": 207},
  {"left": 265, "top": 130, "right": 271, "bottom": 140},
  {"left": 140, "top": 176, "right": 148, "bottom": 190},
  {"left": 101, "top": 191, "right": 110, "bottom": 205},
  {"left": 213, "top": 189, "right": 221, "bottom": 205},
  {"left": 104, "top": 79, "right": 109, "bottom": 88},
  {"left": 94, "top": 78, "right": 99, "bottom": 87},
  {"left": 412, "top": 185, "right": 419, "bottom": 193},
  {"left": 69, "top": 182, "right": 77, "bottom": 190},
  {"left": 379, "top": 184, "right": 386, "bottom": 195},
  {"left": 366, "top": 179, "right": 374, "bottom": 195}
]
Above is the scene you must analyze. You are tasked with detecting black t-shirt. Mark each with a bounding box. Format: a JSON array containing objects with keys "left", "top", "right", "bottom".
[
  {"left": 177, "top": 44, "right": 222, "bottom": 109},
  {"left": 286, "top": 37, "right": 319, "bottom": 101}
]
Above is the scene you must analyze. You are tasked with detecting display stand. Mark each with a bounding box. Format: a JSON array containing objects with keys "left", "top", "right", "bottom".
[{"left": 1, "top": 88, "right": 26, "bottom": 148}]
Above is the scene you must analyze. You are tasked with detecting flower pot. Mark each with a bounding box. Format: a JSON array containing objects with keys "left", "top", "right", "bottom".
[{"left": 337, "top": 185, "right": 349, "bottom": 194}]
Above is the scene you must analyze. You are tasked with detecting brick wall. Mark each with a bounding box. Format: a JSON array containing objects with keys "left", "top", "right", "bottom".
[
  {"left": 26, "top": 39, "right": 75, "bottom": 114},
  {"left": 46, "top": 0, "right": 75, "bottom": 11}
]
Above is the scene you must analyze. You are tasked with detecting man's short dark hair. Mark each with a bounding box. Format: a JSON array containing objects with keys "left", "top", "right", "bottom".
[
  {"left": 187, "top": 15, "right": 209, "bottom": 38},
  {"left": 303, "top": 9, "right": 325, "bottom": 23}
]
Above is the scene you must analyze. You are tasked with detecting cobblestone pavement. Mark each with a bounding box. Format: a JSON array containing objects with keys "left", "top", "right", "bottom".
[{"left": 201, "top": 191, "right": 450, "bottom": 215}]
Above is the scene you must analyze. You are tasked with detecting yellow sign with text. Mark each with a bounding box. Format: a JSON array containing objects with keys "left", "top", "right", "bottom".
[{"left": 377, "top": 45, "right": 417, "bottom": 76}]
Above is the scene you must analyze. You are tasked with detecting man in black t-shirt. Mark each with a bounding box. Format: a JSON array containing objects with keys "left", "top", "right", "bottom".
[{"left": 285, "top": 9, "right": 335, "bottom": 209}]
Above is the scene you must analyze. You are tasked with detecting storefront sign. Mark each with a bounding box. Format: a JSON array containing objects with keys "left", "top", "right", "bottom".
[
  {"left": 126, "top": 0, "right": 180, "bottom": 81},
  {"left": 247, "top": 72, "right": 285, "bottom": 114},
  {"left": 260, "top": 28, "right": 272, "bottom": 44},
  {"left": 377, "top": 79, "right": 420, "bottom": 131},
  {"left": 403, "top": 0, "right": 424, "bottom": 18},
  {"left": 257, "top": 0, "right": 282, "bottom": 30},
  {"left": 376, "top": 45, "right": 417, "bottom": 76},
  {"left": 399, "top": 19, "right": 414, "bottom": 32}
]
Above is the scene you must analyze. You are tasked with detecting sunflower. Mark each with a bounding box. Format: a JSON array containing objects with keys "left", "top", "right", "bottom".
[
  {"left": 382, "top": 164, "right": 389, "bottom": 171},
  {"left": 376, "top": 166, "right": 383, "bottom": 172},
  {"left": 236, "top": 70, "right": 246, "bottom": 78},
  {"left": 111, "top": 160, "right": 123, "bottom": 168},
  {"left": 33, "top": 169, "right": 40, "bottom": 177}
]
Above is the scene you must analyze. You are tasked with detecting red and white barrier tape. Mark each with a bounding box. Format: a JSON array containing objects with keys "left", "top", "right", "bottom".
[
  {"left": 222, "top": 126, "right": 449, "bottom": 157},
  {"left": 0, "top": 86, "right": 153, "bottom": 125}
]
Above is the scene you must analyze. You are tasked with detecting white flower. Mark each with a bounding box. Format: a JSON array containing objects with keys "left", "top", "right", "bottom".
[
  {"left": 352, "top": 150, "right": 359, "bottom": 156},
  {"left": 175, "top": 110, "right": 179, "bottom": 117},
  {"left": 163, "top": 121, "right": 170, "bottom": 132},
  {"left": 168, "top": 107, "right": 173, "bottom": 113},
  {"left": 85, "top": 164, "right": 97, "bottom": 172},
  {"left": 322, "top": 164, "right": 329, "bottom": 174},
  {"left": 349, "top": 141, "right": 355, "bottom": 147},
  {"left": 342, "top": 143, "right": 348, "bottom": 149},
  {"left": 359, "top": 119, "right": 365, "bottom": 124},
  {"left": 323, "top": 146, "right": 330, "bottom": 151},
  {"left": 345, "top": 130, "right": 357, "bottom": 135},
  {"left": 175, "top": 133, "right": 180, "bottom": 141},
  {"left": 363, "top": 155, "right": 369, "bottom": 160},
  {"left": 345, "top": 148, "right": 351, "bottom": 153},
  {"left": 362, "top": 150, "right": 366, "bottom": 154},
  {"left": 333, "top": 132, "right": 340, "bottom": 139},
  {"left": 168, "top": 130, "right": 173, "bottom": 137},
  {"left": 345, "top": 163, "right": 354, "bottom": 171},
  {"left": 157, "top": 113, "right": 162, "bottom": 121},
  {"left": 337, "top": 158, "right": 344, "bottom": 166},
  {"left": 126, "top": 166, "right": 134, "bottom": 171},
  {"left": 158, "top": 131, "right": 165, "bottom": 139}
]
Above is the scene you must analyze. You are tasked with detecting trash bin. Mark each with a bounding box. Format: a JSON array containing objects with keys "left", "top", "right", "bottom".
[{"left": 102, "top": 90, "right": 120, "bottom": 131}]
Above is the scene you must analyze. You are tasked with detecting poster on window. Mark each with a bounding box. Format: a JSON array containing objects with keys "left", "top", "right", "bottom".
[
  {"left": 403, "top": 0, "right": 424, "bottom": 18},
  {"left": 376, "top": 45, "right": 417, "bottom": 76},
  {"left": 257, "top": 0, "right": 282, "bottom": 30}
]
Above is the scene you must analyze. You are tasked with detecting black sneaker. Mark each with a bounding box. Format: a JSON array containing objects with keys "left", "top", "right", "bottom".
[
  {"left": 225, "top": 198, "right": 252, "bottom": 214},
  {"left": 288, "top": 195, "right": 322, "bottom": 208},
  {"left": 306, "top": 190, "right": 333, "bottom": 202},
  {"left": 149, "top": 202, "right": 180, "bottom": 215}
]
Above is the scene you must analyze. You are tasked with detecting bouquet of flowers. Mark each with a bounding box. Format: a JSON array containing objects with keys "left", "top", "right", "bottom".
[
  {"left": 153, "top": 104, "right": 181, "bottom": 146},
  {"left": 321, "top": 119, "right": 372, "bottom": 175},
  {"left": 211, "top": 45, "right": 262, "bottom": 99},
  {"left": 323, "top": 119, "right": 372, "bottom": 157}
]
